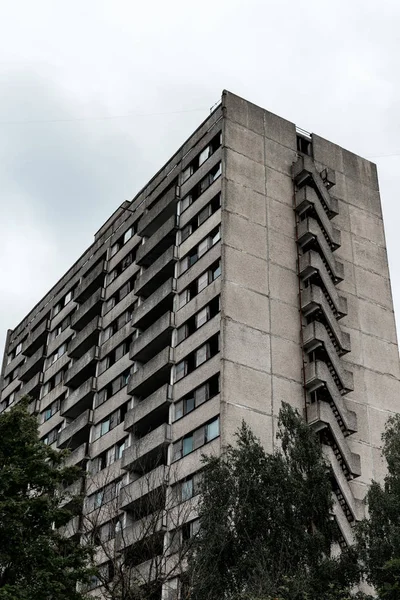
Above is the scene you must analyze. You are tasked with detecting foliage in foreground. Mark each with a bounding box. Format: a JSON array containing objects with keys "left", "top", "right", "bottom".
[
  {"left": 187, "top": 403, "right": 362, "bottom": 600},
  {"left": 0, "top": 398, "right": 92, "bottom": 600},
  {"left": 356, "top": 413, "right": 400, "bottom": 600}
]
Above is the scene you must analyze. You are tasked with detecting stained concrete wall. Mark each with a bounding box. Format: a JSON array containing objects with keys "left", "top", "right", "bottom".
[{"left": 219, "top": 90, "right": 400, "bottom": 499}]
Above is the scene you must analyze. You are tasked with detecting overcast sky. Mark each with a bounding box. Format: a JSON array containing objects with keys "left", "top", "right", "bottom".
[{"left": 1, "top": 0, "right": 400, "bottom": 354}]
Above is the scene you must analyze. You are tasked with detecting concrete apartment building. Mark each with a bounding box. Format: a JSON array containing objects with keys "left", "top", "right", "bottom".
[{"left": 1, "top": 90, "right": 400, "bottom": 598}]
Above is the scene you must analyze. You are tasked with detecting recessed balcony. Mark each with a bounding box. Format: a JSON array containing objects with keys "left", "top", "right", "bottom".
[
  {"left": 57, "top": 409, "right": 93, "bottom": 450},
  {"left": 74, "top": 260, "right": 107, "bottom": 303},
  {"left": 124, "top": 384, "right": 172, "bottom": 433},
  {"left": 64, "top": 346, "right": 99, "bottom": 389},
  {"left": 64, "top": 442, "right": 89, "bottom": 468},
  {"left": 119, "top": 465, "right": 168, "bottom": 509},
  {"left": 134, "top": 246, "right": 178, "bottom": 299},
  {"left": 131, "top": 278, "right": 176, "bottom": 331},
  {"left": 61, "top": 377, "right": 96, "bottom": 419},
  {"left": 71, "top": 288, "right": 105, "bottom": 331},
  {"left": 121, "top": 424, "right": 172, "bottom": 472},
  {"left": 68, "top": 316, "right": 102, "bottom": 358},
  {"left": 136, "top": 214, "right": 178, "bottom": 267},
  {"left": 138, "top": 185, "right": 180, "bottom": 238},
  {"left": 128, "top": 347, "right": 174, "bottom": 399},
  {"left": 19, "top": 345, "right": 46, "bottom": 382},
  {"left": 130, "top": 312, "right": 175, "bottom": 363},
  {"left": 22, "top": 319, "right": 50, "bottom": 357},
  {"left": 16, "top": 371, "right": 43, "bottom": 402}
]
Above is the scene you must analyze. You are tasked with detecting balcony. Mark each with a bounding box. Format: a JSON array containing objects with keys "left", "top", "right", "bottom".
[
  {"left": 130, "top": 312, "right": 175, "bottom": 363},
  {"left": 305, "top": 360, "right": 356, "bottom": 433},
  {"left": 58, "top": 409, "right": 93, "bottom": 450},
  {"left": 119, "top": 465, "right": 168, "bottom": 509},
  {"left": 64, "top": 346, "right": 99, "bottom": 389},
  {"left": 64, "top": 442, "right": 89, "bottom": 467},
  {"left": 135, "top": 246, "right": 178, "bottom": 299},
  {"left": 136, "top": 214, "right": 178, "bottom": 267},
  {"left": 61, "top": 377, "right": 96, "bottom": 419},
  {"left": 303, "top": 321, "right": 353, "bottom": 393},
  {"left": 294, "top": 185, "right": 340, "bottom": 250},
  {"left": 128, "top": 347, "right": 174, "bottom": 398},
  {"left": 308, "top": 401, "right": 361, "bottom": 478},
  {"left": 74, "top": 260, "right": 107, "bottom": 303},
  {"left": 125, "top": 384, "right": 172, "bottom": 432},
  {"left": 116, "top": 514, "right": 166, "bottom": 550},
  {"left": 59, "top": 515, "right": 80, "bottom": 539},
  {"left": 132, "top": 278, "right": 176, "bottom": 331},
  {"left": 138, "top": 185, "right": 180, "bottom": 238},
  {"left": 293, "top": 155, "right": 339, "bottom": 217},
  {"left": 22, "top": 319, "right": 50, "bottom": 357},
  {"left": 121, "top": 424, "right": 172, "bottom": 472},
  {"left": 16, "top": 371, "right": 43, "bottom": 402},
  {"left": 297, "top": 217, "right": 344, "bottom": 282},
  {"left": 301, "top": 284, "right": 350, "bottom": 354},
  {"left": 299, "top": 250, "right": 346, "bottom": 317},
  {"left": 19, "top": 345, "right": 46, "bottom": 382},
  {"left": 60, "top": 477, "right": 85, "bottom": 508},
  {"left": 71, "top": 288, "right": 104, "bottom": 331},
  {"left": 68, "top": 316, "right": 102, "bottom": 358}
]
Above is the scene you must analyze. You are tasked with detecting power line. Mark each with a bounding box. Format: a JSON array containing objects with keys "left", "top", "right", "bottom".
[{"left": 0, "top": 107, "right": 208, "bottom": 126}]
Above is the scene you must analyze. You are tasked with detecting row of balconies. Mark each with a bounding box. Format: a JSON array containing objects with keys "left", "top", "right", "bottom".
[{"left": 293, "top": 154, "right": 360, "bottom": 544}]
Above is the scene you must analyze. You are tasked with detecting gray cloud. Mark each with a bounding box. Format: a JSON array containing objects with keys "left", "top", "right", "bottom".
[{"left": 1, "top": 0, "right": 400, "bottom": 353}]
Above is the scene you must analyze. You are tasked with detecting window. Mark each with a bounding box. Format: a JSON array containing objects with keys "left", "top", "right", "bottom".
[
  {"left": 123, "top": 227, "right": 134, "bottom": 244},
  {"left": 15, "top": 343, "right": 22, "bottom": 356},
  {"left": 96, "top": 369, "right": 131, "bottom": 407},
  {"left": 42, "top": 424, "right": 62, "bottom": 446},
  {"left": 181, "top": 133, "right": 222, "bottom": 187},
  {"left": 181, "top": 165, "right": 193, "bottom": 184},
  {"left": 195, "top": 344, "right": 209, "bottom": 367},
  {"left": 179, "top": 226, "right": 220, "bottom": 275},
  {"left": 196, "top": 306, "right": 209, "bottom": 329},
  {"left": 175, "top": 361, "right": 187, "bottom": 382},
  {"left": 176, "top": 324, "right": 188, "bottom": 345},
  {"left": 7, "top": 341, "right": 23, "bottom": 365},
  {"left": 88, "top": 481, "right": 121, "bottom": 512},
  {"left": 172, "top": 417, "right": 220, "bottom": 462},
  {"left": 47, "top": 343, "right": 67, "bottom": 368},
  {"left": 177, "top": 260, "right": 221, "bottom": 310},
  {"left": 109, "top": 224, "right": 138, "bottom": 259},
  {"left": 93, "top": 404, "right": 129, "bottom": 440},
  {"left": 53, "top": 288, "right": 75, "bottom": 316},
  {"left": 173, "top": 374, "right": 219, "bottom": 421},
  {"left": 41, "top": 398, "right": 60, "bottom": 423}
]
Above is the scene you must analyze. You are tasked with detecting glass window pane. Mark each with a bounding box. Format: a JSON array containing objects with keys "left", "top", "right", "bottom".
[
  {"left": 181, "top": 225, "right": 191, "bottom": 243},
  {"left": 173, "top": 441, "right": 182, "bottom": 461},
  {"left": 197, "top": 205, "right": 210, "bottom": 226},
  {"left": 123, "top": 227, "right": 133, "bottom": 244},
  {"left": 180, "top": 257, "right": 189, "bottom": 275},
  {"left": 197, "top": 272, "right": 208, "bottom": 293},
  {"left": 198, "top": 238, "right": 209, "bottom": 258},
  {"left": 195, "top": 383, "right": 209, "bottom": 407},
  {"left": 110, "top": 243, "right": 119, "bottom": 257},
  {"left": 212, "top": 263, "right": 221, "bottom": 280},
  {"left": 178, "top": 291, "right": 188, "bottom": 309},
  {"left": 193, "top": 427, "right": 205, "bottom": 450},
  {"left": 65, "top": 291, "right": 73, "bottom": 304},
  {"left": 101, "top": 420, "right": 110, "bottom": 436},
  {"left": 212, "top": 228, "right": 221, "bottom": 245},
  {"left": 185, "top": 396, "right": 195, "bottom": 415},
  {"left": 195, "top": 344, "right": 208, "bottom": 367},
  {"left": 199, "top": 146, "right": 210, "bottom": 166},
  {"left": 174, "top": 400, "right": 183, "bottom": 421},
  {"left": 181, "top": 479, "right": 194, "bottom": 501},
  {"left": 196, "top": 307, "right": 209, "bottom": 329},
  {"left": 182, "top": 166, "right": 193, "bottom": 183},
  {"left": 206, "top": 418, "right": 220, "bottom": 442},
  {"left": 175, "top": 361, "right": 187, "bottom": 382},
  {"left": 182, "top": 435, "right": 193, "bottom": 456},
  {"left": 176, "top": 325, "right": 187, "bottom": 345}
]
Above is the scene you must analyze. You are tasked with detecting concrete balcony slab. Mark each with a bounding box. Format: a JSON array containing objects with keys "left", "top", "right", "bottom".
[
  {"left": 121, "top": 424, "right": 172, "bottom": 472},
  {"left": 132, "top": 278, "right": 176, "bottom": 331},
  {"left": 135, "top": 246, "right": 178, "bottom": 299},
  {"left": 136, "top": 214, "right": 178, "bottom": 267},
  {"left": 72, "top": 288, "right": 105, "bottom": 331},
  {"left": 58, "top": 409, "right": 93, "bottom": 450},
  {"left": 61, "top": 377, "right": 96, "bottom": 419},
  {"left": 130, "top": 312, "right": 175, "bottom": 363},
  {"left": 69, "top": 316, "right": 102, "bottom": 358},
  {"left": 19, "top": 345, "right": 46, "bottom": 382},
  {"left": 138, "top": 185, "right": 180, "bottom": 238},
  {"left": 74, "top": 260, "right": 107, "bottom": 303},
  {"left": 124, "top": 384, "right": 172, "bottom": 432},
  {"left": 128, "top": 347, "right": 174, "bottom": 398},
  {"left": 64, "top": 346, "right": 99, "bottom": 389},
  {"left": 298, "top": 217, "right": 344, "bottom": 282}
]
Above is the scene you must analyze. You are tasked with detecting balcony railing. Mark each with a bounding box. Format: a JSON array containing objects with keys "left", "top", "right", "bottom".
[
  {"left": 71, "top": 288, "right": 105, "bottom": 331},
  {"left": 19, "top": 345, "right": 46, "bottom": 382},
  {"left": 136, "top": 214, "right": 178, "bottom": 267},
  {"left": 15, "top": 371, "right": 43, "bottom": 402},
  {"left": 68, "top": 316, "right": 102, "bottom": 358},
  {"left": 124, "top": 384, "right": 172, "bottom": 432},
  {"left": 61, "top": 377, "right": 96, "bottom": 419},
  {"left": 138, "top": 185, "right": 180, "bottom": 238},
  {"left": 58, "top": 409, "right": 93, "bottom": 450},
  {"left": 74, "top": 260, "right": 107, "bottom": 303},
  {"left": 64, "top": 346, "right": 99, "bottom": 389},
  {"left": 131, "top": 278, "right": 176, "bottom": 331},
  {"left": 119, "top": 465, "right": 168, "bottom": 508},
  {"left": 22, "top": 319, "right": 50, "bottom": 357},
  {"left": 64, "top": 442, "right": 89, "bottom": 467},
  {"left": 128, "top": 347, "right": 174, "bottom": 398},
  {"left": 130, "top": 312, "right": 174, "bottom": 363},
  {"left": 121, "top": 424, "right": 172, "bottom": 472},
  {"left": 135, "top": 246, "right": 178, "bottom": 298}
]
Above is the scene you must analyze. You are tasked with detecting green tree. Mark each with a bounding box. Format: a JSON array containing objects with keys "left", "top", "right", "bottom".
[
  {"left": 187, "top": 403, "right": 361, "bottom": 600},
  {"left": 356, "top": 414, "right": 400, "bottom": 599},
  {"left": 0, "top": 397, "right": 93, "bottom": 600}
]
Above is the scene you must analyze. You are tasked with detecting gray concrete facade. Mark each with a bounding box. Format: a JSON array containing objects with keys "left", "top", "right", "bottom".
[{"left": 1, "top": 90, "right": 399, "bottom": 598}]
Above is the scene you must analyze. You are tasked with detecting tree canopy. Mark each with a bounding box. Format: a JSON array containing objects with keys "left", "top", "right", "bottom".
[
  {"left": 187, "top": 403, "right": 361, "bottom": 600},
  {"left": 0, "top": 397, "right": 92, "bottom": 600}
]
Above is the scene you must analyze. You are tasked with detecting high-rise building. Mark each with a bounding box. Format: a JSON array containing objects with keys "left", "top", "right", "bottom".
[{"left": 1, "top": 91, "right": 400, "bottom": 598}]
